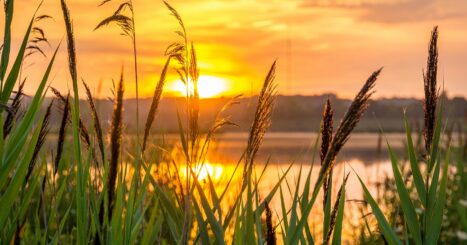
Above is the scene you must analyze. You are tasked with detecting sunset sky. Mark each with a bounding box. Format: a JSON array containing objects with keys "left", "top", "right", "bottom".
[{"left": 10, "top": 0, "right": 467, "bottom": 99}]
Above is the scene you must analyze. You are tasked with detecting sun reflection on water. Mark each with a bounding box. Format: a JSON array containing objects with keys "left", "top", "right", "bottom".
[{"left": 179, "top": 162, "right": 225, "bottom": 181}]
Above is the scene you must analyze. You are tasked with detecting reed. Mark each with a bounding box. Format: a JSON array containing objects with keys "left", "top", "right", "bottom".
[
  {"left": 321, "top": 97, "right": 334, "bottom": 241},
  {"left": 50, "top": 87, "right": 92, "bottom": 149},
  {"left": 286, "top": 68, "right": 381, "bottom": 244},
  {"left": 423, "top": 26, "right": 438, "bottom": 154},
  {"left": 142, "top": 56, "right": 171, "bottom": 152},
  {"left": 321, "top": 97, "right": 334, "bottom": 212},
  {"left": 356, "top": 27, "right": 448, "bottom": 245},
  {"left": 1, "top": 2, "right": 461, "bottom": 244},
  {"left": 108, "top": 70, "right": 124, "bottom": 219},
  {"left": 96, "top": 0, "right": 141, "bottom": 174},
  {"left": 25, "top": 100, "right": 53, "bottom": 183},
  {"left": 317, "top": 68, "right": 381, "bottom": 195},
  {"left": 3, "top": 79, "right": 24, "bottom": 138},
  {"left": 60, "top": 1, "right": 87, "bottom": 243},
  {"left": 188, "top": 43, "right": 200, "bottom": 153},
  {"left": 244, "top": 61, "right": 277, "bottom": 177},
  {"left": 54, "top": 93, "right": 69, "bottom": 174},
  {"left": 83, "top": 81, "right": 105, "bottom": 164}
]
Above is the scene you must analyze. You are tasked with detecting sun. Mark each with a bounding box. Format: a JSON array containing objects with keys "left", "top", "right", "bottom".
[{"left": 169, "top": 75, "right": 229, "bottom": 98}]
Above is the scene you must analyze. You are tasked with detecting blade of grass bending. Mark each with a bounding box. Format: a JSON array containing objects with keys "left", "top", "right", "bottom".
[
  {"left": 0, "top": 0, "right": 14, "bottom": 81},
  {"left": 300, "top": 166, "right": 315, "bottom": 242},
  {"left": 206, "top": 173, "right": 222, "bottom": 222},
  {"left": 285, "top": 164, "right": 304, "bottom": 242},
  {"left": 356, "top": 173, "right": 402, "bottom": 245},
  {"left": 193, "top": 199, "right": 211, "bottom": 245},
  {"left": 387, "top": 143, "right": 422, "bottom": 245},
  {"left": 1, "top": 12, "right": 34, "bottom": 102},
  {"left": 110, "top": 172, "right": 124, "bottom": 243},
  {"left": 0, "top": 45, "right": 58, "bottom": 189},
  {"left": 0, "top": 109, "right": 44, "bottom": 227},
  {"left": 403, "top": 111, "right": 426, "bottom": 206},
  {"left": 50, "top": 199, "right": 73, "bottom": 245},
  {"left": 255, "top": 162, "right": 293, "bottom": 214},
  {"left": 287, "top": 170, "right": 323, "bottom": 244},
  {"left": 17, "top": 161, "right": 42, "bottom": 222},
  {"left": 190, "top": 168, "right": 226, "bottom": 244},
  {"left": 141, "top": 162, "right": 182, "bottom": 239},
  {"left": 279, "top": 185, "right": 289, "bottom": 232},
  {"left": 425, "top": 147, "right": 450, "bottom": 245},
  {"left": 141, "top": 196, "right": 162, "bottom": 245},
  {"left": 221, "top": 162, "right": 291, "bottom": 234},
  {"left": 124, "top": 173, "right": 138, "bottom": 244}
]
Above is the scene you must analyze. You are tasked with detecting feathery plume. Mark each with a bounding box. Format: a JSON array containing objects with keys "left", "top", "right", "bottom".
[
  {"left": 50, "top": 87, "right": 91, "bottom": 149},
  {"left": 55, "top": 94, "right": 69, "bottom": 174},
  {"left": 83, "top": 81, "right": 105, "bottom": 164},
  {"left": 188, "top": 43, "right": 199, "bottom": 150},
  {"left": 108, "top": 70, "right": 124, "bottom": 219},
  {"left": 4, "top": 80, "right": 25, "bottom": 138},
  {"left": 244, "top": 61, "right": 277, "bottom": 178},
  {"left": 320, "top": 98, "right": 334, "bottom": 209},
  {"left": 423, "top": 26, "right": 438, "bottom": 153},
  {"left": 163, "top": 0, "right": 187, "bottom": 39},
  {"left": 315, "top": 68, "right": 381, "bottom": 194},
  {"left": 60, "top": 0, "right": 77, "bottom": 83},
  {"left": 142, "top": 56, "right": 171, "bottom": 152},
  {"left": 26, "top": 100, "right": 53, "bottom": 182}
]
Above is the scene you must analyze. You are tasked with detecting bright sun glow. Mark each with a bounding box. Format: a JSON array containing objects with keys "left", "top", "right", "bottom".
[
  {"left": 180, "top": 162, "right": 224, "bottom": 181},
  {"left": 169, "top": 75, "right": 229, "bottom": 98}
]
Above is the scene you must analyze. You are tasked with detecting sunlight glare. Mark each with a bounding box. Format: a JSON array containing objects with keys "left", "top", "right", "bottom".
[
  {"left": 180, "top": 162, "right": 224, "bottom": 181},
  {"left": 170, "top": 75, "right": 229, "bottom": 98}
]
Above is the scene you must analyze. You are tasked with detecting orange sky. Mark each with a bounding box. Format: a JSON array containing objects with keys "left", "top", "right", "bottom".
[{"left": 7, "top": 0, "right": 467, "bottom": 99}]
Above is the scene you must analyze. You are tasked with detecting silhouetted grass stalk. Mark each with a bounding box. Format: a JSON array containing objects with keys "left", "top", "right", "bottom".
[{"left": 60, "top": 1, "right": 87, "bottom": 243}]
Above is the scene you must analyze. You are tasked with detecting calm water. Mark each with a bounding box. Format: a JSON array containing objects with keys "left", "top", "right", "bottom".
[{"left": 166, "top": 132, "right": 408, "bottom": 200}]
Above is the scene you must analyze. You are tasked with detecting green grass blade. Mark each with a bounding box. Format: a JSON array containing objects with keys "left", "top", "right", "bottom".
[
  {"left": 356, "top": 173, "right": 402, "bottom": 245},
  {"left": 255, "top": 162, "right": 293, "bottom": 214},
  {"left": 425, "top": 148, "right": 450, "bottom": 245},
  {"left": 428, "top": 97, "right": 444, "bottom": 172},
  {"left": 0, "top": 0, "right": 14, "bottom": 81},
  {"left": 176, "top": 110, "right": 189, "bottom": 160},
  {"left": 1, "top": 16, "right": 34, "bottom": 103},
  {"left": 427, "top": 154, "right": 441, "bottom": 219},
  {"left": 0, "top": 111, "right": 44, "bottom": 227},
  {"left": 387, "top": 143, "right": 422, "bottom": 245},
  {"left": 193, "top": 199, "right": 211, "bottom": 245},
  {"left": 403, "top": 112, "right": 426, "bottom": 206},
  {"left": 331, "top": 178, "right": 346, "bottom": 245},
  {"left": 323, "top": 171, "right": 332, "bottom": 242},
  {"left": 0, "top": 46, "right": 58, "bottom": 189}
]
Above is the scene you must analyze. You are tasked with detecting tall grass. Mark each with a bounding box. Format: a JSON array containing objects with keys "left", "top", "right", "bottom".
[
  {"left": 0, "top": 1, "right": 463, "bottom": 244},
  {"left": 356, "top": 26, "right": 450, "bottom": 245}
]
